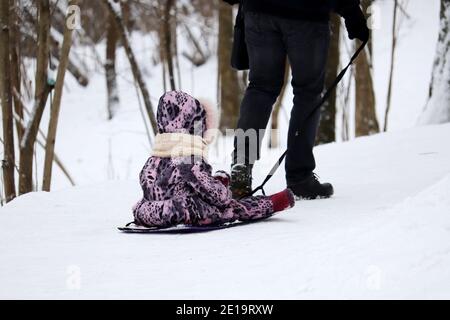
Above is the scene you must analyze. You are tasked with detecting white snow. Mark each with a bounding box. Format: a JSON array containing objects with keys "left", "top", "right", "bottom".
[
  {"left": 1, "top": 123, "right": 450, "bottom": 299},
  {"left": 1, "top": 0, "right": 449, "bottom": 300}
]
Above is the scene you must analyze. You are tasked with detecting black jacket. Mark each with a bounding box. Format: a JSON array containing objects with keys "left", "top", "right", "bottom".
[{"left": 223, "top": 0, "right": 361, "bottom": 21}]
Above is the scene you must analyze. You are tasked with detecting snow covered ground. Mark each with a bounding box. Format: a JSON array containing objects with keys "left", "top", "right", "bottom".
[
  {"left": 0, "top": 0, "right": 447, "bottom": 300},
  {"left": 1, "top": 123, "right": 450, "bottom": 299}
]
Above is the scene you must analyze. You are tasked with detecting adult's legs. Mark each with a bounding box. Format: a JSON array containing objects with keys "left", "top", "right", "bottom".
[
  {"left": 232, "top": 13, "right": 287, "bottom": 166},
  {"left": 282, "top": 20, "right": 330, "bottom": 186}
]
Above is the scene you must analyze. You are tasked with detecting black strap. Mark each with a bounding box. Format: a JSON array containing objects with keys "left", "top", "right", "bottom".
[{"left": 248, "top": 39, "right": 368, "bottom": 197}]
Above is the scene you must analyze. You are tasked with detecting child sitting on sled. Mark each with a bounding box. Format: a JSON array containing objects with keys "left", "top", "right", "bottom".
[{"left": 132, "top": 91, "right": 295, "bottom": 228}]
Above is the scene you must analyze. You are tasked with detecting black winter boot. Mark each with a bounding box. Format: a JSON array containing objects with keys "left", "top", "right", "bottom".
[
  {"left": 289, "top": 174, "right": 334, "bottom": 200},
  {"left": 230, "top": 164, "right": 253, "bottom": 199}
]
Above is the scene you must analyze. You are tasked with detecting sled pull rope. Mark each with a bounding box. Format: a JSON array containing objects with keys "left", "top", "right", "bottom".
[{"left": 248, "top": 39, "right": 368, "bottom": 197}]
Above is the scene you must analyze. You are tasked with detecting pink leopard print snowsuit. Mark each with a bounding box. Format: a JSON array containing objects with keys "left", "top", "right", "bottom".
[{"left": 133, "top": 91, "right": 274, "bottom": 227}]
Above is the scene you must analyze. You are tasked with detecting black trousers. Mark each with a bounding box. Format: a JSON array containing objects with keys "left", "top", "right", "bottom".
[{"left": 232, "top": 12, "right": 330, "bottom": 186}]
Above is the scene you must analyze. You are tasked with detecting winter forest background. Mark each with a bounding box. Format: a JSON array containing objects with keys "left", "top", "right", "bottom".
[
  {"left": 0, "top": 0, "right": 448, "bottom": 202},
  {"left": 1, "top": 0, "right": 450, "bottom": 300}
]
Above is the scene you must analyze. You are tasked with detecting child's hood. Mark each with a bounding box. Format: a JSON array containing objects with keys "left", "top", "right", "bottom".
[{"left": 156, "top": 91, "right": 217, "bottom": 143}]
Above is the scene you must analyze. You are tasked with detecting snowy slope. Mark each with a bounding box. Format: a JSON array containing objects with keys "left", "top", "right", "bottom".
[{"left": 1, "top": 123, "right": 450, "bottom": 299}]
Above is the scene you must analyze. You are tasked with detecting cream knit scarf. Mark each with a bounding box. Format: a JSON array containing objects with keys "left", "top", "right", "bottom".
[{"left": 151, "top": 133, "right": 209, "bottom": 159}]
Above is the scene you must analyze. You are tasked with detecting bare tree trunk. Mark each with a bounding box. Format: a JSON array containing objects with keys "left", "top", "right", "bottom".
[
  {"left": 0, "top": 0, "right": 16, "bottom": 202},
  {"left": 270, "top": 61, "right": 290, "bottom": 149},
  {"left": 103, "top": 0, "right": 158, "bottom": 134},
  {"left": 18, "top": 0, "right": 51, "bottom": 195},
  {"left": 9, "top": 0, "right": 24, "bottom": 142},
  {"left": 158, "top": 3, "right": 167, "bottom": 91},
  {"left": 105, "top": 10, "right": 119, "bottom": 120},
  {"left": 163, "top": 0, "right": 176, "bottom": 91},
  {"left": 341, "top": 68, "right": 354, "bottom": 141},
  {"left": 20, "top": 83, "right": 53, "bottom": 193},
  {"left": 161, "top": 56, "right": 167, "bottom": 92},
  {"left": 317, "top": 14, "right": 341, "bottom": 144},
  {"left": 173, "top": 5, "right": 182, "bottom": 90},
  {"left": 355, "top": 46, "right": 379, "bottom": 136},
  {"left": 420, "top": 0, "right": 450, "bottom": 124},
  {"left": 42, "top": 0, "right": 78, "bottom": 192},
  {"left": 120, "top": 0, "right": 133, "bottom": 31},
  {"left": 384, "top": 0, "right": 398, "bottom": 131},
  {"left": 34, "top": 0, "right": 50, "bottom": 104},
  {"left": 355, "top": 0, "right": 380, "bottom": 137},
  {"left": 218, "top": 1, "right": 240, "bottom": 131}
]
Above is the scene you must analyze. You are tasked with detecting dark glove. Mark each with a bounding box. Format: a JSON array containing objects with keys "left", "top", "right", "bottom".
[
  {"left": 342, "top": 6, "right": 370, "bottom": 42},
  {"left": 214, "top": 171, "right": 231, "bottom": 187},
  {"left": 222, "top": 0, "right": 240, "bottom": 5}
]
